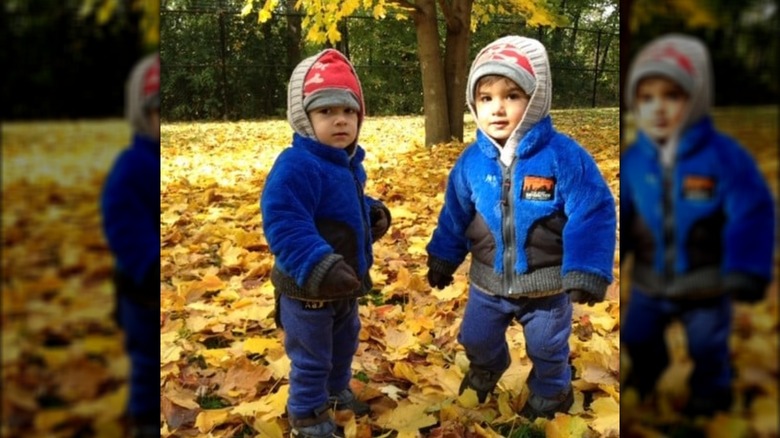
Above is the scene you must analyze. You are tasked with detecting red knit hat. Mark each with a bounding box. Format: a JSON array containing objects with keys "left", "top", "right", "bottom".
[
  {"left": 142, "top": 54, "right": 160, "bottom": 110},
  {"left": 302, "top": 49, "right": 362, "bottom": 113}
]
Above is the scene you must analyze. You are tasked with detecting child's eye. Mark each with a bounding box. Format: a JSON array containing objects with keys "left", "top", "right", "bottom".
[
  {"left": 344, "top": 108, "right": 356, "bottom": 114},
  {"left": 666, "top": 91, "right": 684, "bottom": 101},
  {"left": 507, "top": 92, "right": 522, "bottom": 100},
  {"left": 479, "top": 95, "right": 492, "bottom": 103},
  {"left": 319, "top": 108, "right": 332, "bottom": 115}
]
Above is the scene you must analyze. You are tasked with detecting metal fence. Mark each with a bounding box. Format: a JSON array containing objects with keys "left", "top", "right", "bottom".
[{"left": 161, "top": 3, "right": 619, "bottom": 121}]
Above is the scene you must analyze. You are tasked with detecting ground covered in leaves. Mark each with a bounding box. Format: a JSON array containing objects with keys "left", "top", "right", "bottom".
[
  {"left": 158, "top": 109, "right": 623, "bottom": 437},
  {"left": 1, "top": 107, "right": 776, "bottom": 438},
  {"left": 2, "top": 120, "right": 131, "bottom": 437}
]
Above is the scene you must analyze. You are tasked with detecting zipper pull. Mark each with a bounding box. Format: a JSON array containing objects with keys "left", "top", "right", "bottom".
[{"left": 502, "top": 179, "right": 511, "bottom": 206}]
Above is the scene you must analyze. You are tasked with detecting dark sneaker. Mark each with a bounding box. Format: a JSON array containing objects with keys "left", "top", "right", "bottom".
[
  {"left": 289, "top": 405, "right": 336, "bottom": 438},
  {"left": 519, "top": 387, "right": 574, "bottom": 420},
  {"left": 329, "top": 388, "right": 370, "bottom": 416},
  {"left": 129, "top": 424, "right": 159, "bottom": 438},
  {"left": 684, "top": 389, "right": 733, "bottom": 418},
  {"left": 128, "top": 415, "right": 159, "bottom": 438},
  {"left": 458, "top": 367, "right": 504, "bottom": 403}
]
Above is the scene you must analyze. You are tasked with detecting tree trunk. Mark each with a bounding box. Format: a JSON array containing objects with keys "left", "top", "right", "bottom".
[
  {"left": 412, "top": 0, "right": 451, "bottom": 146},
  {"left": 443, "top": 0, "right": 472, "bottom": 142},
  {"left": 285, "top": 0, "right": 302, "bottom": 76}
]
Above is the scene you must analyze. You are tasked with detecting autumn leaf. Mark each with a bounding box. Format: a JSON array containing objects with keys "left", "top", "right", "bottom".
[
  {"left": 376, "top": 400, "right": 438, "bottom": 433},
  {"left": 545, "top": 414, "right": 590, "bottom": 438},
  {"left": 589, "top": 396, "right": 620, "bottom": 436}
]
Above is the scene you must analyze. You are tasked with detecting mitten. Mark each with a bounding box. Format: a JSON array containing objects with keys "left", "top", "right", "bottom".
[
  {"left": 369, "top": 204, "right": 391, "bottom": 241},
  {"left": 726, "top": 273, "right": 768, "bottom": 304},
  {"left": 733, "top": 289, "right": 766, "bottom": 303},
  {"left": 569, "top": 289, "right": 598, "bottom": 306},
  {"left": 427, "top": 269, "right": 454, "bottom": 290},
  {"left": 319, "top": 260, "right": 361, "bottom": 296}
]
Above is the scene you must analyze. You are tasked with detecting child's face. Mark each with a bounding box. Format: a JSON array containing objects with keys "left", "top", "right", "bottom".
[
  {"left": 474, "top": 77, "right": 529, "bottom": 146},
  {"left": 635, "top": 76, "right": 690, "bottom": 144},
  {"left": 308, "top": 106, "right": 359, "bottom": 149}
]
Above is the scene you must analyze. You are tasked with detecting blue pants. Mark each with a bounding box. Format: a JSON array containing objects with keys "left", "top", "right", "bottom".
[
  {"left": 622, "top": 289, "right": 732, "bottom": 397},
  {"left": 458, "top": 287, "right": 573, "bottom": 399},
  {"left": 279, "top": 295, "right": 360, "bottom": 418},
  {"left": 117, "top": 294, "right": 160, "bottom": 419}
]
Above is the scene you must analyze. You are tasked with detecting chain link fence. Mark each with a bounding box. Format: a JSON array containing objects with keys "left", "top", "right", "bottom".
[{"left": 161, "top": 3, "right": 619, "bottom": 121}]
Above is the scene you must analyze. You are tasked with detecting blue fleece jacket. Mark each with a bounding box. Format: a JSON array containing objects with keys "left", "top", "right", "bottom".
[
  {"left": 101, "top": 133, "right": 160, "bottom": 285},
  {"left": 261, "top": 133, "right": 382, "bottom": 299},
  {"left": 621, "top": 117, "right": 775, "bottom": 298},
  {"left": 427, "top": 116, "right": 616, "bottom": 299}
]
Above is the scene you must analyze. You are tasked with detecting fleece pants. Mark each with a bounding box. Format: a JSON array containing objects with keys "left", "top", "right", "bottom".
[
  {"left": 279, "top": 295, "right": 360, "bottom": 419},
  {"left": 458, "top": 287, "right": 573, "bottom": 399},
  {"left": 117, "top": 294, "right": 161, "bottom": 420},
  {"left": 621, "top": 289, "right": 732, "bottom": 398}
]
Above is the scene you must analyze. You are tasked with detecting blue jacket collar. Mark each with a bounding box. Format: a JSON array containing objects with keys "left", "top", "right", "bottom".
[
  {"left": 635, "top": 116, "right": 715, "bottom": 161},
  {"left": 292, "top": 133, "right": 365, "bottom": 167},
  {"left": 475, "top": 115, "right": 554, "bottom": 160},
  {"left": 132, "top": 133, "right": 160, "bottom": 155}
]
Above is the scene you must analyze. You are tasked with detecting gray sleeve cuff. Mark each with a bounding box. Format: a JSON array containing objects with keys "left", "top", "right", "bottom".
[
  {"left": 427, "top": 255, "right": 460, "bottom": 277},
  {"left": 304, "top": 253, "right": 343, "bottom": 294},
  {"left": 562, "top": 271, "right": 609, "bottom": 300}
]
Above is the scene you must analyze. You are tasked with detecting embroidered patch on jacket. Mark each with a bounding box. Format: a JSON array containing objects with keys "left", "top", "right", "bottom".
[
  {"left": 522, "top": 176, "right": 555, "bottom": 201},
  {"left": 682, "top": 175, "right": 716, "bottom": 200}
]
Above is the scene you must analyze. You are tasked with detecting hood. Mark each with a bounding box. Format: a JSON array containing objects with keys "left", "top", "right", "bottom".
[
  {"left": 466, "top": 35, "right": 552, "bottom": 166},
  {"left": 287, "top": 49, "right": 366, "bottom": 143},
  {"left": 126, "top": 52, "right": 160, "bottom": 139},
  {"left": 626, "top": 34, "right": 713, "bottom": 141}
]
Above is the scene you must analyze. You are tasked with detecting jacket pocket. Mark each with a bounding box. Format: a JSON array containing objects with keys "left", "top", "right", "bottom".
[
  {"left": 316, "top": 218, "right": 360, "bottom": 273},
  {"left": 525, "top": 212, "right": 566, "bottom": 271},
  {"left": 465, "top": 213, "right": 496, "bottom": 266}
]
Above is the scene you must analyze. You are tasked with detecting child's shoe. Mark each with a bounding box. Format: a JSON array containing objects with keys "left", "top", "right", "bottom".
[
  {"left": 684, "top": 388, "right": 733, "bottom": 418},
  {"left": 329, "top": 388, "right": 370, "bottom": 416},
  {"left": 289, "top": 405, "right": 336, "bottom": 438},
  {"left": 458, "top": 367, "right": 504, "bottom": 403},
  {"left": 519, "top": 386, "right": 574, "bottom": 420},
  {"left": 128, "top": 414, "right": 159, "bottom": 438}
]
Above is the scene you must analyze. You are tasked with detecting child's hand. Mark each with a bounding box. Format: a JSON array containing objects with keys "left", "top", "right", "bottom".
[
  {"left": 726, "top": 274, "right": 768, "bottom": 304},
  {"left": 370, "top": 204, "right": 391, "bottom": 241},
  {"left": 732, "top": 289, "right": 766, "bottom": 303},
  {"left": 568, "top": 289, "right": 599, "bottom": 306},
  {"left": 320, "top": 261, "right": 361, "bottom": 296},
  {"left": 427, "top": 269, "right": 454, "bottom": 290}
]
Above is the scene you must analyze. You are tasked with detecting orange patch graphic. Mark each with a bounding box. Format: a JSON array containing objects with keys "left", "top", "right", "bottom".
[
  {"left": 682, "top": 175, "right": 716, "bottom": 200},
  {"left": 522, "top": 176, "right": 555, "bottom": 201}
]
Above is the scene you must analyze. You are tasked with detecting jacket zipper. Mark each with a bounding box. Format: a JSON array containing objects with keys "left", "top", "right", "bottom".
[
  {"left": 500, "top": 159, "right": 517, "bottom": 294},
  {"left": 351, "top": 166, "right": 372, "bottom": 268},
  {"left": 662, "top": 165, "right": 675, "bottom": 287}
]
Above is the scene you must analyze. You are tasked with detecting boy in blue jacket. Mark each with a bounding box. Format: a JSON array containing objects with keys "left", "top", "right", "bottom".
[
  {"left": 261, "top": 49, "right": 391, "bottom": 437},
  {"left": 100, "top": 52, "right": 160, "bottom": 438},
  {"left": 426, "top": 36, "right": 616, "bottom": 419},
  {"left": 621, "top": 34, "right": 774, "bottom": 417}
]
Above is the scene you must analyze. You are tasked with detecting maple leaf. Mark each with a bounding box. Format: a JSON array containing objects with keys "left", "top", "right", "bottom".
[
  {"left": 376, "top": 400, "right": 438, "bottom": 434},
  {"left": 589, "top": 396, "right": 620, "bottom": 436}
]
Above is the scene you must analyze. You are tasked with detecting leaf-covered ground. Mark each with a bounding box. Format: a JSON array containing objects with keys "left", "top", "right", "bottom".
[
  {"left": 158, "top": 109, "right": 622, "bottom": 437},
  {"left": 2, "top": 120, "right": 131, "bottom": 437},
  {"left": 2, "top": 107, "right": 775, "bottom": 438}
]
